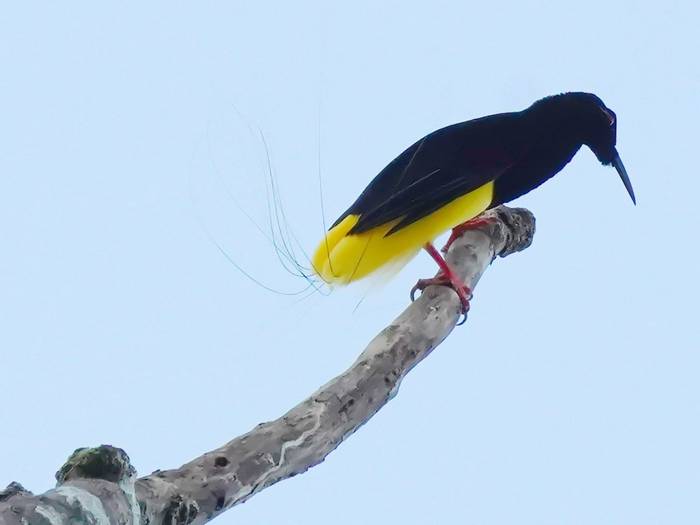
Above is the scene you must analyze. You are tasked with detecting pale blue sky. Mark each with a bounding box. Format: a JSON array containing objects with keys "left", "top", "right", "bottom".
[{"left": 1, "top": 1, "right": 699, "bottom": 524}]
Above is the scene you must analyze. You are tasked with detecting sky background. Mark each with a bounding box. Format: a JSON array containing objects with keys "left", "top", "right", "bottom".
[{"left": 1, "top": 1, "right": 699, "bottom": 523}]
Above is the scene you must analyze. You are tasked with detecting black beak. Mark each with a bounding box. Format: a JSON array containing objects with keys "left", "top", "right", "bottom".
[{"left": 612, "top": 154, "right": 636, "bottom": 205}]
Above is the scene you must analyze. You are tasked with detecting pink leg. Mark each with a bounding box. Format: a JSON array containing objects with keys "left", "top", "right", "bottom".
[
  {"left": 441, "top": 215, "right": 495, "bottom": 254},
  {"left": 410, "top": 242, "right": 472, "bottom": 320}
]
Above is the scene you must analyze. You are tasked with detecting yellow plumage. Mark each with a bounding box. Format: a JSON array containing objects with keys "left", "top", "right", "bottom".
[{"left": 312, "top": 181, "right": 494, "bottom": 285}]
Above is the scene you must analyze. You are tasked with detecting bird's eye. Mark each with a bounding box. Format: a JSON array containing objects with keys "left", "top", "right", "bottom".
[{"left": 601, "top": 107, "right": 616, "bottom": 127}]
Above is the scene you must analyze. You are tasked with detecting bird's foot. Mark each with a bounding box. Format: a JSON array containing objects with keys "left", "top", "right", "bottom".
[
  {"left": 441, "top": 215, "right": 497, "bottom": 254},
  {"left": 410, "top": 272, "right": 472, "bottom": 324},
  {"left": 413, "top": 242, "right": 473, "bottom": 324}
]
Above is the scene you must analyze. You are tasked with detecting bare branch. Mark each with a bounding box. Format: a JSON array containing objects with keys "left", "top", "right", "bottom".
[{"left": 0, "top": 206, "right": 535, "bottom": 525}]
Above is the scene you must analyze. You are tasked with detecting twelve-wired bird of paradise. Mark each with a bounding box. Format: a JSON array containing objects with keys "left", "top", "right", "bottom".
[{"left": 311, "top": 92, "right": 635, "bottom": 314}]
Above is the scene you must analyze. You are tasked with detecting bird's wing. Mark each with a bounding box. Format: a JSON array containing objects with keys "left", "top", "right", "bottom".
[
  {"left": 348, "top": 161, "right": 511, "bottom": 235},
  {"left": 331, "top": 117, "right": 520, "bottom": 236}
]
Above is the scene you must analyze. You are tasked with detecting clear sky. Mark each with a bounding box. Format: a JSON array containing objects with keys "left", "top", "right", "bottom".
[{"left": 1, "top": 1, "right": 698, "bottom": 524}]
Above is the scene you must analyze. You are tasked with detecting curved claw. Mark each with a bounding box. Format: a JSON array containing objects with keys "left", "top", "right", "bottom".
[
  {"left": 454, "top": 287, "right": 471, "bottom": 325},
  {"left": 410, "top": 277, "right": 436, "bottom": 302},
  {"left": 410, "top": 283, "right": 420, "bottom": 302},
  {"left": 456, "top": 294, "right": 470, "bottom": 325}
]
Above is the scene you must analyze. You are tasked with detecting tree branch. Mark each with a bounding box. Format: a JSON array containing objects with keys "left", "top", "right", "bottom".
[{"left": 0, "top": 205, "right": 535, "bottom": 525}]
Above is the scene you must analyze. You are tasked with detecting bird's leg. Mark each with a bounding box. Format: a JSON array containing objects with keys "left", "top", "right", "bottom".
[
  {"left": 410, "top": 242, "right": 472, "bottom": 321},
  {"left": 441, "top": 214, "right": 496, "bottom": 254}
]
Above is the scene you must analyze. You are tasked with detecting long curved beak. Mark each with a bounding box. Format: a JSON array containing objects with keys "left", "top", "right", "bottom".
[{"left": 612, "top": 154, "right": 636, "bottom": 205}]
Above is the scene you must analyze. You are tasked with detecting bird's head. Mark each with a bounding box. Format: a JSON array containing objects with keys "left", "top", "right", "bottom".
[{"left": 534, "top": 92, "right": 636, "bottom": 204}]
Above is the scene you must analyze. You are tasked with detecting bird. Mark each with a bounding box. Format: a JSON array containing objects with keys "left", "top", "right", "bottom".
[{"left": 311, "top": 92, "right": 635, "bottom": 316}]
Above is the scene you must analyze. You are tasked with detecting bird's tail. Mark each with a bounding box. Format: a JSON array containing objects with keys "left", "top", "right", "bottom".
[
  {"left": 311, "top": 215, "right": 359, "bottom": 285},
  {"left": 311, "top": 215, "right": 421, "bottom": 287}
]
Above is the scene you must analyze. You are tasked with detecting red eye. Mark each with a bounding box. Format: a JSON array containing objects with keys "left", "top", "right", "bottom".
[{"left": 601, "top": 107, "right": 616, "bottom": 126}]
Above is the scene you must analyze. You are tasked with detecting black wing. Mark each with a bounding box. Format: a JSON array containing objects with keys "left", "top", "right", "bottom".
[{"left": 332, "top": 113, "right": 523, "bottom": 236}]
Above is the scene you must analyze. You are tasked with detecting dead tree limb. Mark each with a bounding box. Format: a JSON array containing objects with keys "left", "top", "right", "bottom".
[{"left": 0, "top": 205, "right": 535, "bottom": 525}]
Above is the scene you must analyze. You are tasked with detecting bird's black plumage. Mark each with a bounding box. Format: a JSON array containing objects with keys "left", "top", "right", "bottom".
[{"left": 332, "top": 92, "right": 633, "bottom": 236}]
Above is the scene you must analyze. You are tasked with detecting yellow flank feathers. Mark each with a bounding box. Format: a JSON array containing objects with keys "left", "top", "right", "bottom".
[{"left": 312, "top": 181, "right": 494, "bottom": 285}]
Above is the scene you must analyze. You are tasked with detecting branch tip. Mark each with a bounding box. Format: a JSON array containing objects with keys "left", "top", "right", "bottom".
[{"left": 485, "top": 206, "right": 537, "bottom": 257}]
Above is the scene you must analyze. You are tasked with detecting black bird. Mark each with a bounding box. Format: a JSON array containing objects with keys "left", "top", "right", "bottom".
[{"left": 311, "top": 92, "right": 635, "bottom": 313}]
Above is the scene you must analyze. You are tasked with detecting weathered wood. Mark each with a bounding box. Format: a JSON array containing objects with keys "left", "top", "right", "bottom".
[
  {"left": 0, "top": 205, "right": 535, "bottom": 525},
  {"left": 0, "top": 446, "right": 140, "bottom": 525}
]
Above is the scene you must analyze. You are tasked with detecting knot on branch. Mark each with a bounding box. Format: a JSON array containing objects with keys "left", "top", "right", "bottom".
[
  {"left": 162, "top": 494, "right": 200, "bottom": 525},
  {"left": 56, "top": 445, "right": 136, "bottom": 484}
]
